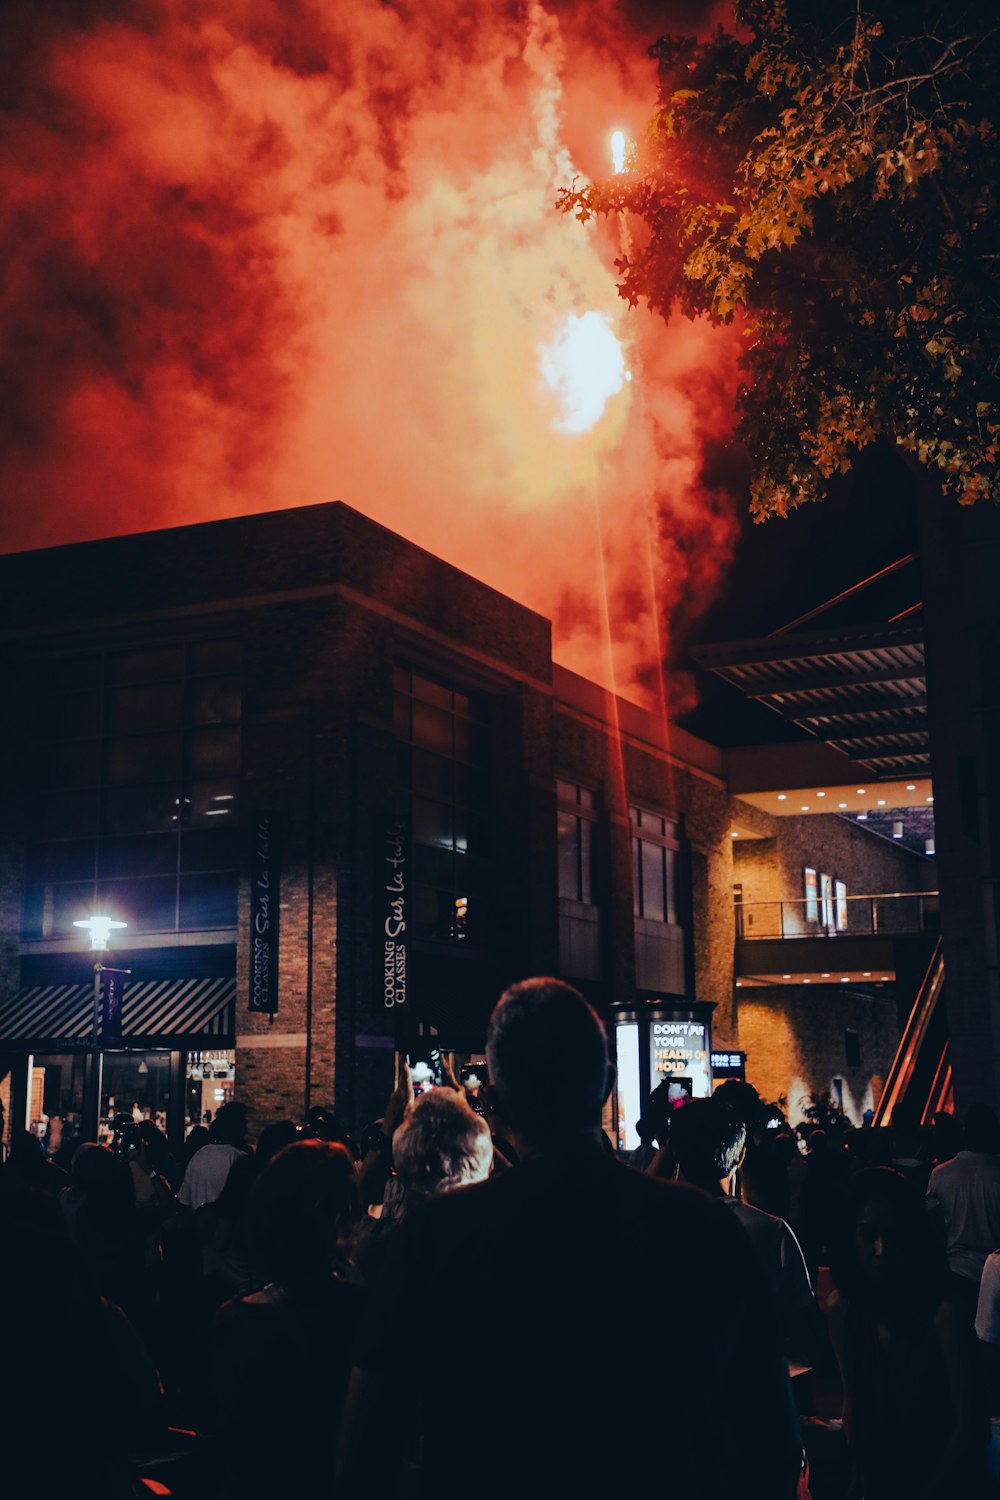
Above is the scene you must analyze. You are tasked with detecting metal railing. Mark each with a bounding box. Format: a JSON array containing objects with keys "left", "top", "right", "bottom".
[
  {"left": 872, "top": 936, "right": 946, "bottom": 1127},
  {"left": 735, "top": 891, "right": 939, "bottom": 941}
]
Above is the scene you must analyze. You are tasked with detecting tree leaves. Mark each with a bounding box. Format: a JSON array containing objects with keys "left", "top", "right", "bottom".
[{"left": 556, "top": 0, "right": 1000, "bottom": 514}]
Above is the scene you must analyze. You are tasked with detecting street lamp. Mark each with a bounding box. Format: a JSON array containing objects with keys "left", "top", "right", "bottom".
[
  {"left": 74, "top": 915, "right": 128, "bottom": 952},
  {"left": 75, "top": 914, "right": 129, "bottom": 1142}
]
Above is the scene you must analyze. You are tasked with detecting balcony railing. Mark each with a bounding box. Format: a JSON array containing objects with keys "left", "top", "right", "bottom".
[{"left": 735, "top": 892, "right": 939, "bottom": 941}]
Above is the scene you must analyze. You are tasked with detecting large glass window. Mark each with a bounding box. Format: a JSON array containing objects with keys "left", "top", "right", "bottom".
[
  {"left": 557, "top": 779, "right": 602, "bottom": 980},
  {"left": 395, "top": 665, "right": 491, "bottom": 945},
  {"left": 557, "top": 780, "right": 596, "bottom": 903},
  {"left": 23, "top": 642, "right": 242, "bottom": 939},
  {"left": 631, "top": 804, "right": 685, "bottom": 994},
  {"left": 631, "top": 805, "right": 679, "bottom": 925}
]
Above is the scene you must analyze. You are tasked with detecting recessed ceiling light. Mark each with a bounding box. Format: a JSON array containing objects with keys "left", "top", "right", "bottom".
[
  {"left": 801, "top": 805, "right": 810, "bottom": 811},
  {"left": 840, "top": 977, "right": 850, "bottom": 983},
  {"left": 906, "top": 784, "right": 916, "bottom": 791},
  {"left": 731, "top": 831, "right": 739, "bottom": 838},
  {"left": 821, "top": 972, "right": 830, "bottom": 978},
  {"left": 736, "top": 980, "right": 742, "bottom": 987},
  {"left": 926, "top": 796, "right": 934, "bottom": 803},
  {"left": 857, "top": 789, "right": 866, "bottom": 795},
  {"left": 777, "top": 794, "right": 787, "bottom": 801},
  {"left": 838, "top": 802, "right": 847, "bottom": 809},
  {"left": 877, "top": 799, "right": 886, "bottom": 806},
  {"left": 863, "top": 971, "right": 871, "bottom": 976},
  {"left": 782, "top": 974, "right": 792, "bottom": 979},
  {"left": 817, "top": 791, "right": 826, "bottom": 798},
  {"left": 803, "top": 979, "right": 811, "bottom": 984}
]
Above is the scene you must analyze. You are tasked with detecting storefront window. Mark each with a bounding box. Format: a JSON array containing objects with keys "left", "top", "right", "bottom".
[
  {"left": 99, "top": 1051, "right": 172, "bottom": 1145},
  {"left": 186, "top": 1050, "right": 235, "bottom": 1134},
  {"left": 26, "top": 1053, "right": 86, "bottom": 1160}
]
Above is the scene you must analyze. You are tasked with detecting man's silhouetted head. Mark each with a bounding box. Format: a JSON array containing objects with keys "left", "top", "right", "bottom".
[
  {"left": 486, "top": 977, "right": 609, "bottom": 1146},
  {"left": 671, "top": 1098, "right": 746, "bottom": 1194}
]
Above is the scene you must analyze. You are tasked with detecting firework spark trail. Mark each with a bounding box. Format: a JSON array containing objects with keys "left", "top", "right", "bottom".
[{"left": 1, "top": 0, "right": 741, "bottom": 706}]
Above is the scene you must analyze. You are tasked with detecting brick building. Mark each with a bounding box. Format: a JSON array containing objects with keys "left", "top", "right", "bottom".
[{"left": 0, "top": 501, "right": 933, "bottom": 1151}]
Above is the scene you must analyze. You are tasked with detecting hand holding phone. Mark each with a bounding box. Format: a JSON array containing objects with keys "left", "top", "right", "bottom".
[{"left": 407, "top": 1049, "right": 444, "bottom": 1095}]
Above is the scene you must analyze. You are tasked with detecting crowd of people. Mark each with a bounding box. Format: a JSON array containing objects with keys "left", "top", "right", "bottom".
[{"left": 4, "top": 977, "right": 1000, "bottom": 1498}]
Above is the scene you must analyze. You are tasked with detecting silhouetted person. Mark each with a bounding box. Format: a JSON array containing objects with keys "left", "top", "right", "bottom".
[
  {"left": 303, "top": 1106, "right": 357, "bottom": 1159},
  {"left": 627, "top": 1077, "right": 676, "bottom": 1170},
  {"left": 208, "top": 1139, "right": 365, "bottom": 1500},
  {"left": 255, "top": 1118, "right": 299, "bottom": 1170},
  {"left": 338, "top": 978, "right": 801, "bottom": 1500},
  {"left": 357, "top": 1084, "right": 492, "bottom": 1283},
  {"left": 889, "top": 1100, "right": 930, "bottom": 1193},
  {"left": 3, "top": 1128, "right": 70, "bottom": 1195},
  {"left": 60, "top": 1142, "right": 146, "bottom": 1322},
  {"left": 665, "top": 1097, "right": 816, "bottom": 1364},
  {"left": 181, "top": 1123, "right": 209, "bottom": 1170},
  {"left": 927, "top": 1103, "right": 1000, "bottom": 1325},
  {"left": 827, "top": 1167, "right": 987, "bottom": 1499},
  {"left": 799, "top": 1128, "right": 850, "bottom": 1287},
  {"left": 930, "top": 1110, "right": 962, "bottom": 1167},
  {"left": 179, "top": 1100, "right": 248, "bottom": 1212},
  {"left": 136, "top": 1119, "right": 181, "bottom": 1193},
  {"left": 1, "top": 1201, "right": 164, "bottom": 1500}
]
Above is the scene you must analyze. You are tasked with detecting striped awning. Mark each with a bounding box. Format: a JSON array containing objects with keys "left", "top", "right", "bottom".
[{"left": 0, "top": 976, "right": 236, "bottom": 1046}]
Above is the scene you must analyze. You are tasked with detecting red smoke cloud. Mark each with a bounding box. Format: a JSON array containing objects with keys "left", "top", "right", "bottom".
[{"left": 1, "top": 0, "right": 741, "bottom": 707}]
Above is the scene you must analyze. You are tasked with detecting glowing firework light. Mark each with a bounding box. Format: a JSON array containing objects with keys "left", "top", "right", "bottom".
[{"left": 0, "top": 0, "right": 742, "bottom": 706}]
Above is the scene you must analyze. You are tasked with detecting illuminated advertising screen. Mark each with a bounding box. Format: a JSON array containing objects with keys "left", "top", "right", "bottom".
[
  {"left": 649, "top": 1018, "right": 711, "bottom": 1098},
  {"left": 803, "top": 867, "right": 818, "bottom": 923},
  {"left": 614, "top": 1021, "right": 641, "bottom": 1152}
]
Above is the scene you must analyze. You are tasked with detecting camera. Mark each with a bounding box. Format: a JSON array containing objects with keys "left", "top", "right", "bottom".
[{"left": 111, "top": 1112, "right": 139, "bottom": 1155}]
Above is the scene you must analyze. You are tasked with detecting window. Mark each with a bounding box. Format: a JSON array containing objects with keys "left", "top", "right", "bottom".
[
  {"left": 845, "top": 1028, "right": 861, "bottom": 1068},
  {"left": 630, "top": 805, "right": 679, "bottom": 925},
  {"left": 557, "top": 780, "right": 601, "bottom": 980},
  {"left": 631, "top": 803, "right": 685, "bottom": 995},
  {"left": 395, "top": 665, "right": 491, "bottom": 945},
  {"left": 24, "top": 641, "right": 242, "bottom": 939},
  {"left": 557, "top": 780, "right": 596, "bottom": 903}
]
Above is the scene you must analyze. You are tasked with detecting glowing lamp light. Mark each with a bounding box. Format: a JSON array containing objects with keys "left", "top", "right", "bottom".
[
  {"left": 538, "top": 312, "right": 626, "bottom": 434},
  {"left": 610, "top": 130, "right": 626, "bottom": 173},
  {"left": 74, "top": 915, "right": 127, "bottom": 951}
]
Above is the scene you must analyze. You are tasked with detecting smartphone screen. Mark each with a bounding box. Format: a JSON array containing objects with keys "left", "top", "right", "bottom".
[
  {"left": 408, "top": 1049, "right": 444, "bottom": 1094},
  {"left": 460, "top": 1062, "right": 488, "bottom": 1114}
]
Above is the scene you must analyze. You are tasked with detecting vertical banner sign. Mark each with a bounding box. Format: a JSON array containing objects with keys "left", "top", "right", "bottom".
[
  {"left": 380, "top": 815, "right": 409, "bottom": 1011},
  {"left": 249, "top": 810, "right": 280, "bottom": 1014},
  {"left": 100, "top": 968, "right": 126, "bottom": 1045}
]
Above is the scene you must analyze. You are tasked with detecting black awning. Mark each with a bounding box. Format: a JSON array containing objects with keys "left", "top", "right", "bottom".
[{"left": 0, "top": 976, "right": 236, "bottom": 1047}]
